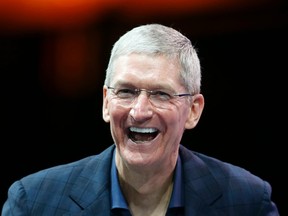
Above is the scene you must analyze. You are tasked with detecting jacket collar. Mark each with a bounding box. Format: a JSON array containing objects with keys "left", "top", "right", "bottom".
[
  {"left": 67, "top": 145, "right": 222, "bottom": 215},
  {"left": 179, "top": 145, "right": 222, "bottom": 215},
  {"left": 68, "top": 145, "right": 115, "bottom": 215}
]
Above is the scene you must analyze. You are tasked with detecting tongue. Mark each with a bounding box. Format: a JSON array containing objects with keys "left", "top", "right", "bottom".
[{"left": 130, "top": 132, "right": 156, "bottom": 142}]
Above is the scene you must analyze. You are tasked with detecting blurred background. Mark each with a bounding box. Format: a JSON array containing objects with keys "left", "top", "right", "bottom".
[{"left": 1, "top": 0, "right": 287, "bottom": 214}]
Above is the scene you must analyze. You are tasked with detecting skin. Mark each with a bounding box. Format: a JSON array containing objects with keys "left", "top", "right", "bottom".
[{"left": 102, "top": 53, "right": 204, "bottom": 215}]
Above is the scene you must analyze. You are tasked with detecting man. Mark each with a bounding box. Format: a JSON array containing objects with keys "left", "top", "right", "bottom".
[{"left": 2, "top": 23, "right": 279, "bottom": 215}]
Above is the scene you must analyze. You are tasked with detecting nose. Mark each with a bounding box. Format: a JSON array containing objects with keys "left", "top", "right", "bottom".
[{"left": 129, "top": 92, "right": 153, "bottom": 121}]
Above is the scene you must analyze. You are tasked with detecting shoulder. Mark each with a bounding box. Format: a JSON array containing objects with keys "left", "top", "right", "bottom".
[
  {"left": 11, "top": 145, "right": 115, "bottom": 196},
  {"left": 3, "top": 145, "right": 116, "bottom": 215},
  {"left": 179, "top": 145, "right": 278, "bottom": 215},
  {"left": 179, "top": 144, "right": 264, "bottom": 185}
]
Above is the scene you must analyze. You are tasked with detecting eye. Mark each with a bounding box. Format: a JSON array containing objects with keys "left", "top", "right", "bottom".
[
  {"left": 115, "top": 88, "right": 136, "bottom": 98},
  {"left": 151, "top": 90, "right": 172, "bottom": 101}
]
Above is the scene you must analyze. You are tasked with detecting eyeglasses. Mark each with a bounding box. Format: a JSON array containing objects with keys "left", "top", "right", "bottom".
[{"left": 107, "top": 86, "right": 193, "bottom": 109}]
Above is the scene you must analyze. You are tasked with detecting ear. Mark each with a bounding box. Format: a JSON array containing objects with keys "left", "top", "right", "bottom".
[
  {"left": 102, "top": 86, "right": 110, "bottom": 123},
  {"left": 185, "top": 94, "right": 205, "bottom": 129}
]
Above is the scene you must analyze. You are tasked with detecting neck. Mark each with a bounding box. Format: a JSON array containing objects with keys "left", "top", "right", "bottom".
[
  {"left": 115, "top": 150, "right": 178, "bottom": 215},
  {"left": 119, "top": 173, "right": 174, "bottom": 216}
]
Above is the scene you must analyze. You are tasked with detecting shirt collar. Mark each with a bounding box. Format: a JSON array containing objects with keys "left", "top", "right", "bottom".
[
  {"left": 169, "top": 155, "right": 184, "bottom": 208},
  {"left": 111, "top": 149, "right": 129, "bottom": 210}
]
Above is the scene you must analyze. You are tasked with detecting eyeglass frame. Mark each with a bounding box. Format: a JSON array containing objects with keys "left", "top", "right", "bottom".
[{"left": 106, "top": 86, "right": 193, "bottom": 109}]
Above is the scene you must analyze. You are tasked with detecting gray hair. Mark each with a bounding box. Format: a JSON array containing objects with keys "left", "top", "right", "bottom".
[{"left": 104, "top": 23, "right": 201, "bottom": 95}]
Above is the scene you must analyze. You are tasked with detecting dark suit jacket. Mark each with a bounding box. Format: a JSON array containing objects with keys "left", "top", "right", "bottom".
[{"left": 2, "top": 145, "right": 279, "bottom": 215}]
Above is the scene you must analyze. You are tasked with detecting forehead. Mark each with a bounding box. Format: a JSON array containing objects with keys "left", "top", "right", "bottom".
[{"left": 111, "top": 54, "right": 182, "bottom": 88}]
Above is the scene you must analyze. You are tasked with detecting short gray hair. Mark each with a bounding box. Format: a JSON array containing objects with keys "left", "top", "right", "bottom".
[{"left": 104, "top": 23, "right": 201, "bottom": 95}]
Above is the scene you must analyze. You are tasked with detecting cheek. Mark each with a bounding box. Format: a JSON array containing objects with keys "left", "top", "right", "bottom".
[
  {"left": 165, "top": 107, "right": 190, "bottom": 135},
  {"left": 167, "top": 105, "right": 189, "bottom": 123},
  {"left": 108, "top": 102, "right": 129, "bottom": 127},
  {"left": 108, "top": 106, "right": 127, "bottom": 142}
]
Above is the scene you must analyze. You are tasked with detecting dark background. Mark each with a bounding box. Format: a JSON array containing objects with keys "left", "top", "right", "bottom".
[{"left": 1, "top": 0, "right": 287, "bottom": 214}]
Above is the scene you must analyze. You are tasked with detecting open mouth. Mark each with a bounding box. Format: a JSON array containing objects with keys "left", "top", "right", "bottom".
[{"left": 128, "top": 127, "right": 159, "bottom": 142}]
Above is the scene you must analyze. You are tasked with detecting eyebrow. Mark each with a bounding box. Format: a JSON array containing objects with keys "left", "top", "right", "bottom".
[{"left": 113, "top": 81, "right": 175, "bottom": 91}]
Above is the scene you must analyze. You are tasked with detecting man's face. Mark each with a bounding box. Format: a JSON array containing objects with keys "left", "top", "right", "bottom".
[{"left": 103, "top": 54, "right": 198, "bottom": 171}]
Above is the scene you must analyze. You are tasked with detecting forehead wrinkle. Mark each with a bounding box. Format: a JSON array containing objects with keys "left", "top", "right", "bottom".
[
  {"left": 111, "top": 55, "right": 182, "bottom": 90},
  {"left": 113, "top": 79, "right": 177, "bottom": 92}
]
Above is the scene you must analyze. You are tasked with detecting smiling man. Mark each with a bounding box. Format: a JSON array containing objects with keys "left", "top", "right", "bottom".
[{"left": 2, "top": 24, "right": 279, "bottom": 216}]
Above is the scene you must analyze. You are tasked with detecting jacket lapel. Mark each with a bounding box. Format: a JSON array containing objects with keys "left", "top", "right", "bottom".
[
  {"left": 67, "top": 145, "right": 116, "bottom": 216},
  {"left": 179, "top": 145, "right": 222, "bottom": 216},
  {"left": 64, "top": 145, "right": 223, "bottom": 215}
]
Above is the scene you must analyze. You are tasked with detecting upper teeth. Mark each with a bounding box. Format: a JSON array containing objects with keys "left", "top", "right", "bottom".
[{"left": 130, "top": 127, "right": 157, "bottom": 133}]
